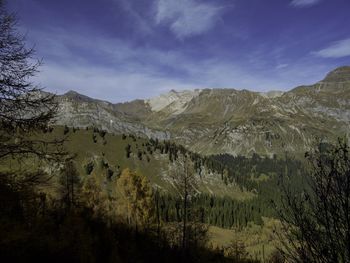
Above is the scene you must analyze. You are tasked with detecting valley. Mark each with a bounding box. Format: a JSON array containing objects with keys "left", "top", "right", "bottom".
[{"left": 2, "top": 1, "right": 350, "bottom": 261}]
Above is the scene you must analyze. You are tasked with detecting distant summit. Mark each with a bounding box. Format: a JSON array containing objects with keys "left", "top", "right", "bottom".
[
  {"left": 52, "top": 65, "right": 350, "bottom": 157},
  {"left": 62, "top": 90, "right": 101, "bottom": 103},
  {"left": 322, "top": 66, "right": 350, "bottom": 83},
  {"left": 63, "top": 90, "right": 87, "bottom": 98}
]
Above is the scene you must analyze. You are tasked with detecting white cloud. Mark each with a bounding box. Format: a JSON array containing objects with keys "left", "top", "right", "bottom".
[
  {"left": 290, "top": 0, "right": 322, "bottom": 7},
  {"left": 28, "top": 26, "right": 333, "bottom": 102},
  {"left": 313, "top": 38, "right": 350, "bottom": 58},
  {"left": 35, "top": 54, "right": 331, "bottom": 103},
  {"left": 115, "top": 0, "right": 154, "bottom": 35},
  {"left": 276, "top": 64, "right": 289, "bottom": 70},
  {"left": 36, "top": 62, "right": 197, "bottom": 103},
  {"left": 155, "top": 0, "right": 223, "bottom": 38},
  {"left": 36, "top": 59, "right": 295, "bottom": 103},
  {"left": 29, "top": 28, "right": 200, "bottom": 101}
]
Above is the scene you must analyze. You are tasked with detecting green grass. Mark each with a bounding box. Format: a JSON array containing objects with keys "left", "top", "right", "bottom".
[
  {"left": 209, "top": 217, "right": 282, "bottom": 261},
  {"left": 22, "top": 126, "right": 253, "bottom": 199}
]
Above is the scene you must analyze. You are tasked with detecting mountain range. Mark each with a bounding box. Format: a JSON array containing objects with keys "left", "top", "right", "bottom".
[{"left": 53, "top": 66, "right": 350, "bottom": 157}]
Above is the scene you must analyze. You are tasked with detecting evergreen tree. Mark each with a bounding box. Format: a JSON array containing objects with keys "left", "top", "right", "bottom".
[
  {"left": 84, "top": 161, "right": 94, "bottom": 175},
  {"left": 64, "top": 125, "right": 69, "bottom": 135},
  {"left": 125, "top": 144, "right": 131, "bottom": 158}
]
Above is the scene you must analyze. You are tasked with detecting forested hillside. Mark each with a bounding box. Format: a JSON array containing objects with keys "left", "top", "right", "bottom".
[
  {"left": 26, "top": 125, "right": 306, "bottom": 230},
  {"left": 2, "top": 1, "right": 350, "bottom": 262},
  {"left": 1, "top": 125, "right": 307, "bottom": 261}
]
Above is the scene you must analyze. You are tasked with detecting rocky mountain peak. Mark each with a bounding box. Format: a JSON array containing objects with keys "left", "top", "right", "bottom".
[
  {"left": 63, "top": 90, "right": 85, "bottom": 97},
  {"left": 322, "top": 66, "right": 350, "bottom": 83},
  {"left": 146, "top": 89, "right": 201, "bottom": 113},
  {"left": 61, "top": 90, "right": 97, "bottom": 103},
  {"left": 51, "top": 66, "right": 350, "bottom": 157}
]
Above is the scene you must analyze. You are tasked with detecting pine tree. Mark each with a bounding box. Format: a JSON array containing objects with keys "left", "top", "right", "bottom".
[
  {"left": 64, "top": 125, "right": 69, "bottom": 135},
  {"left": 84, "top": 161, "right": 94, "bottom": 175},
  {"left": 125, "top": 144, "right": 131, "bottom": 158}
]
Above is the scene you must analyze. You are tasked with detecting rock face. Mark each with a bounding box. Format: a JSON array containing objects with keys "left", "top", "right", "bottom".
[
  {"left": 54, "top": 92, "right": 170, "bottom": 140},
  {"left": 53, "top": 66, "right": 350, "bottom": 157},
  {"left": 146, "top": 89, "right": 202, "bottom": 114}
]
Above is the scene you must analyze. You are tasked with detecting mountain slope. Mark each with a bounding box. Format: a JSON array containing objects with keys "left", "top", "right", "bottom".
[
  {"left": 36, "top": 126, "right": 251, "bottom": 199},
  {"left": 53, "top": 66, "right": 350, "bottom": 157}
]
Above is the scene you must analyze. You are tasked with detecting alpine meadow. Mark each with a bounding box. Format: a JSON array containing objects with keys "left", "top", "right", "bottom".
[{"left": 1, "top": 0, "right": 350, "bottom": 262}]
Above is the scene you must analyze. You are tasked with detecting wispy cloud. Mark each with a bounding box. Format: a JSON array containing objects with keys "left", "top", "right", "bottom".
[
  {"left": 313, "top": 38, "right": 350, "bottom": 58},
  {"left": 28, "top": 25, "right": 334, "bottom": 102},
  {"left": 276, "top": 64, "right": 289, "bottom": 70},
  {"left": 155, "top": 0, "right": 223, "bottom": 39},
  {"left": 36, "top": 62, "right": 196, "bottom": 103},
  {"left": 115, "top": 0, "right": 154, "bottom": 35},
  {"left": 28, "top": 27, "right": 202, "bottom": 101},
  {"left": 290, "top": 0, "right": 322, "bottom": 7}
]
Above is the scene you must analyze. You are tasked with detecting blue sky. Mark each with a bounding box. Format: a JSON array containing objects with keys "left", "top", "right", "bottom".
[{"left": 8, "top": 0, "right": 350, "bottom": 102}]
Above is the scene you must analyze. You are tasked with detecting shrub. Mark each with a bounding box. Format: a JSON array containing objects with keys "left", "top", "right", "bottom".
[
  {"left": 137, "top": 150, "right": 143, "bottom": 161},
  {"left": 99, "top": 130, "right": 106, "bottom": 138},
  {"left": 63, "top": 125, "right": 69, "bottom": 135},
  {"left": 125, "top": 144, "right": 131, "bottom": 158},
  {"left": 84, "top": 161, "right": 94, "bottom": 175}
]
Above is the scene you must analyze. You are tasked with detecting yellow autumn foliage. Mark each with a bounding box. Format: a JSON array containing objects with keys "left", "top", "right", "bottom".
[{"left": 117, "top": 168, "right": 154, "bottom": 228}]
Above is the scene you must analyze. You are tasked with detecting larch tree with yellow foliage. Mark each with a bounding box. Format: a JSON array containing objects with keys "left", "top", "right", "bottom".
[
  {"left": 81, "top": 172, "right": 109, "bottom": 219},
  {"left": 117, "top": 168, "right": 154, "bottom": 229}
]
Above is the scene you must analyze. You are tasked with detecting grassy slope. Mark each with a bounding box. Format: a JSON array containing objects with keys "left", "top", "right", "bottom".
[
  {"left": 44, "top": 126, "right": 252, "bottom": 199},
  {"left": 209, "top": 217, "right": 282, "bottom": 261},
  {"left": 58, "top": 127, "right": 280, "bottom": 259},
  {"left": 0, "top": 126, "right": 281, "bottom": 260}
]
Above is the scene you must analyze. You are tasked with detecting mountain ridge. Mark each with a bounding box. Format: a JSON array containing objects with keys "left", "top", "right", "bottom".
[{"left": 52, "top": 66, "right": 350, "bottom": 157}]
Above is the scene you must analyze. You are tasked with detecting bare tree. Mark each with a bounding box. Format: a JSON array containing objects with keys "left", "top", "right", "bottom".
[
  {"left": 170, "top": 154, "right": 199, "bottom": 250},
  {"left": 0, "top": 1, "right": 65, "bottom": 162},
  {"left": 277, "top": 138, "right": 350, "bottom": 263},
  {"left": 59, "top": 160, "right": 80, "bottom": 210},
  {"left": 0, "top": 1, "right": 66, "bottom": 219}
]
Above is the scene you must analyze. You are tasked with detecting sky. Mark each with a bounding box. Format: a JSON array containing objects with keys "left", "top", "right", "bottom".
[{"left": 7, "top": 0, "right": 350, "bottom": 102}]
